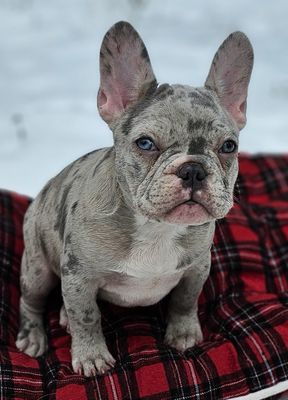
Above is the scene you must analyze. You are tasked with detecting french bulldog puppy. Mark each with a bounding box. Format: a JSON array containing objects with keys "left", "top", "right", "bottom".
[{"left": 16, "top": 21, "right": 253, "bottom": 376}]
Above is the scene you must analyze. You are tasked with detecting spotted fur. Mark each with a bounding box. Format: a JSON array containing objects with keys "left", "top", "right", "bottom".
[{"left": 16, "top": 21, "right": 253, "bottom": 377}]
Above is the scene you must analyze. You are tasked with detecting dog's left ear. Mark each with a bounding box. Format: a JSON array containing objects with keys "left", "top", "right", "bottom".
[
  {"left": 205, "top": 32, "right": 254, "bottom": 130},
  {"left": 97, "top": 21, "right": 157, "bottom": 127}
]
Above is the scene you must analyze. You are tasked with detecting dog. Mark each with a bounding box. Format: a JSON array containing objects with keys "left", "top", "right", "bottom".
[{"left": 16, "top": 21, "right": 253, "bottom": 377}]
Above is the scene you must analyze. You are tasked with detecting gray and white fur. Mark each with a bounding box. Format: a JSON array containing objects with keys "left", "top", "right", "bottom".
[{"left": 16, "top": 21, "right": 253, "bottom": 376}]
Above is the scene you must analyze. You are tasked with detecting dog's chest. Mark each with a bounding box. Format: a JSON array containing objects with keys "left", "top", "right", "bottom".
[{"left": 100, "top": 221, "right": 187, "bottom": 307}]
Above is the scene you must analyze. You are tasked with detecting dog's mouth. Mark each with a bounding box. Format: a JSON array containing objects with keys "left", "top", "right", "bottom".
[
  {"left": 180, "top": 193, "right": 205, "bottom": 208},
  {"left": 181, "top": 198, "right": 212, "bottom": 216},
  {"left": 160, "top": 193, "right": 213, "bottom": 225},
  {"left": 183, "top": 198, "right": 198, "bottom": 206}
]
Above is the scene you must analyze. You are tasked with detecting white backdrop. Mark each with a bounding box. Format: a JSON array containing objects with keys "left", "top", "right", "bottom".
[{"left": 0, "top": 0, "right": 288, "bottom": 196}]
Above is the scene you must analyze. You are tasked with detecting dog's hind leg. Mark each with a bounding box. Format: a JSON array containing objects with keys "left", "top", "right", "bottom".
[{"left": 16, "top": 250, "right": 58, "bottom": 357}]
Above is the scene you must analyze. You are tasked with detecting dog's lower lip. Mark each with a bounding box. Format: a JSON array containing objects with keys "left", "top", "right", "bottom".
[{"left": 179, "top": 198, "right": 213, "bottom": 216}]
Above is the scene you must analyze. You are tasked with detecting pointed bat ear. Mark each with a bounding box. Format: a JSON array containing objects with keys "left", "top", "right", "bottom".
[
  {"left": 97, "top": 21, "right": 157, "bottom": 127},
  {"left": 205, "top": 31, "right": 254, "bottom": 130}
]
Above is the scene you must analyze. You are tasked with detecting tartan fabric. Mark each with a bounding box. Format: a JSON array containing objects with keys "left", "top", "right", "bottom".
[{"left": 0, "top": 155, "right": 288, "bottom": 400}]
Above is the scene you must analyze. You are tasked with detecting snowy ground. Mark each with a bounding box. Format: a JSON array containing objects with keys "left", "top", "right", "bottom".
[{"left": 0, "top": 0, "right": 288, "bottom": 197}]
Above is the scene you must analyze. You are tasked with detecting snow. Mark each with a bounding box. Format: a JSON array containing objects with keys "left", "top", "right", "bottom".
[{"left": 0, "top": 0, "right": 288, "bottom": 197}]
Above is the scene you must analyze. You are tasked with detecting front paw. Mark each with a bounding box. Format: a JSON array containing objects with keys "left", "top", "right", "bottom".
[
  {"left": 72, "top": 342, "right": 116, "bottom": 377},
  {"left": 164, "top": 314, "right": 203, "bottom": 352}
]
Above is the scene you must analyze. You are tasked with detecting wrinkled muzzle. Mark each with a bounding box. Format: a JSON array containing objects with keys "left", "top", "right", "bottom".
[{"left": 135, "top": 155, "right": 236, "bottom": 225}]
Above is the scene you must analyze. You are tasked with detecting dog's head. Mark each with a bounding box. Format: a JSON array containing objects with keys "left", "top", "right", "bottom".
[{"left": 97, "top": 22, "right": 253, "bottom": 225}]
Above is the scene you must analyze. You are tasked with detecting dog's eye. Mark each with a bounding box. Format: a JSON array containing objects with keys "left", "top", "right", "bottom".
[
  {"left": 220, "top": 140, "right": 237, "bottom": 154},
  {"left": 136, "top": 137, "right": 158, "bottom": 151}
]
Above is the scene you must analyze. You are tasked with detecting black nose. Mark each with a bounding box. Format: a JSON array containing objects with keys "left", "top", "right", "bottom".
[{"left": 177, "top": 163, "right": 207, "bottom": 189}]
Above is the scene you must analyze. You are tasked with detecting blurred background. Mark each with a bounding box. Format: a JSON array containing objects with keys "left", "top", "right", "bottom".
[{"left": 0, "top": 0, "right": 288, "bottom": 196}]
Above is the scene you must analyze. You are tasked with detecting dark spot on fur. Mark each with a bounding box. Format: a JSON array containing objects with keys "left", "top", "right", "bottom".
[
  {"left": 121, "top": 90, "right": 156, "bottom": 135},
  {"left": 188, "top": 119, "right": 205, "bottom": 132},
  {"left": 188, "top": 137, "right": 207, "bottom": 155},
  {"left": 206, "top": 120, "right": 213, "bottom": 131},
  {"left": 61, "top": 253, "right": 79, "bottom": 276},
  {"left": 139, "top": 78, "right": 158, "bottom": 100},
  {"left": 133, "top": 161, "right": 141, "bottom": 173},
  {"left": 71, "top": 201, "right": 78, "bottom": 214},
  {"left": 155, "top": 84, "right": 174, "bottom": 100},
  {"left": 188, "top": 118, "right": 214, "bottom": 136},
  {"left": 216, "top": 123, "right": 225, "bottom": 129},
  {"left": 67, "top": 307, "right": 75, "bottom": 316},
  {"left": 54, "top": 183, "right": 72, "bottom": 241},
  {"left": 121, "top": 113, "right": 134, "bottom": 135},
  {"left": 18, "top": 314, "right": 39, "bottom": 339},
  {"left": 188, "top": 90, "right": 218, "bottom": 111},
  {"left": 67, "top": 253, "right": 78, "bottom": 273},
  {"left": 82, "top": 316, "right": 93, "bottom": 324},
  {"left": 82, "top": 308, "right": 94, "bottom": 324},
  {"left": 177, "top": 255, "right": 193, "bottom": 270}
]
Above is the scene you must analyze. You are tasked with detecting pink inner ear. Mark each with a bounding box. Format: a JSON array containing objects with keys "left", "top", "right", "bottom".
[
  {"left": 205, "top": 32, "right": 253, "bottom": 131},
  {"left": 98, "top": 22, "right": 157, "bottom": 125},
  {"left": 98, "top": 89, "right": 107, "bottom": 108},
  {"left": 239, "top": 100, "right": 247, "bottom": 114},
  {"left": 97, "top": 88, "right": 125, "bottom": 124},
  {"left": 225, "top": 98, "right": 247, "bottom": 129}
]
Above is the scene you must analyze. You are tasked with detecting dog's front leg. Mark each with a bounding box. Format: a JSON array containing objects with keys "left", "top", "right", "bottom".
[
  {"left": 164, "top": 257, "right": 211, "bottom": 352},
  {"left": 62, "top": 274, "right": 115, "bottom": 376}
]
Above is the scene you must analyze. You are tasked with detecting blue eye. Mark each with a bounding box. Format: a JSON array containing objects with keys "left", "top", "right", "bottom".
[
  {"left": 136, "top": 137, "right": 158, "bottom": 151},
  {"left": 220, "top": 140, "right": 237, "bottom": 154}
]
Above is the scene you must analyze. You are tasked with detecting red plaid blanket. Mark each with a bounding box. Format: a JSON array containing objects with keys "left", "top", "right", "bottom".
[{"left": 1, "top": 155, "right": 288, "bottom": 400}]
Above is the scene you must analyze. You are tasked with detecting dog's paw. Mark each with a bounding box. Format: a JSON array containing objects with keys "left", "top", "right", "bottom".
[
  {"left": 72, "top": 344, "right": 116, "bottom": 377},
  {"left": 16, "top": 324, "right": 48, "bottom": 358},
  {"left": 164, "top": 315, "right": 203, "bottom": 352}
]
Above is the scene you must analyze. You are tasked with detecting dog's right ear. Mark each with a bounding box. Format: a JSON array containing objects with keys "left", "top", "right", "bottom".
[{"left": 97, "top": 21, "right": 157, "bottom": 127}]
